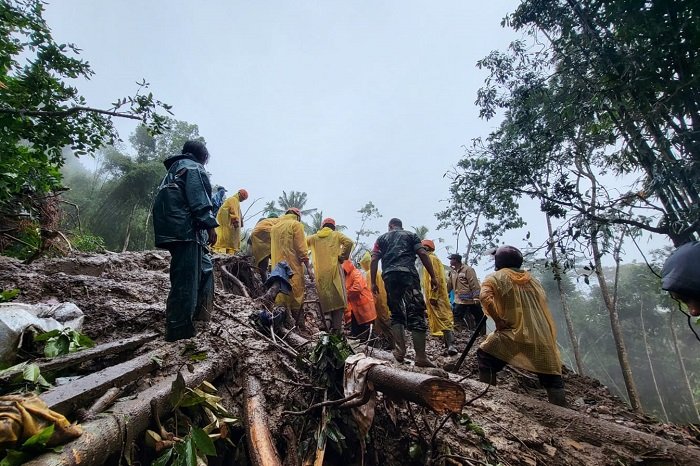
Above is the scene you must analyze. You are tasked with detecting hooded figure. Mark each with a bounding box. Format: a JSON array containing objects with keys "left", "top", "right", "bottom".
[
  {"left": 420, "top": 240, "right": 457, "bottom": 355},
  {"left": 214, "top": 188, "right": 248, "bottom": 253},
  {"left": 306, "top": 218, "right": 354, "bottom": 331},
  {"left": 270, "top": 209, "right": 313, "bottom": 319},
  {"left": 211, "top": 186, "right": 227, "bottom": 217},
  {"left": 153, "top": 140, "right": 218, "bottom": 341},
  {"left": 360, "top": 251, "right": 393, "bottom": 345},
  {"left": 342, "top": 259, "right": 377, "bottom": 339},
  {"left": 477, "top": 246, "right": 566, "bottom": 406},
  {"left": 250, "top": 216, "right": 280, "bottom": 280}
]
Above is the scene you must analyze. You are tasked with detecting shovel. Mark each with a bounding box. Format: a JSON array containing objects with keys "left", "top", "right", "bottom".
[{"left": 444, "top": 315, "right": 487, "bottom": 373}]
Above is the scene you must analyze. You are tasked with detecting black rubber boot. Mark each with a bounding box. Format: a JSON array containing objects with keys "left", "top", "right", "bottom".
[
  {"left": 478, "top": 368, "right": 497, "bottom": 385},
  {"left": 443, "top": 330, "right": 458, "bottom": 356},
  {"left": 412, "top": 331, "right": 436, "bottom": 368},
  {"left": 391, "top": 324, "right": 406, "bottom": 363},
  {"left": 546, "top": 388, "right": 567, "bottom": 407}
]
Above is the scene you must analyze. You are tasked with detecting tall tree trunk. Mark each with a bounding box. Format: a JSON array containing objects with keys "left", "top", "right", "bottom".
[
  {"left": 545, "top": 214, "right": 584, "bottom": 375},
  {"left": 122, "top": 203, "right": 138, "bottom": 253},
  {"left": 669, "top": 311, "right": 700, "bottom": 423},
  {"left": 640, "top": 301, "right": 668, "bottom": 422}
]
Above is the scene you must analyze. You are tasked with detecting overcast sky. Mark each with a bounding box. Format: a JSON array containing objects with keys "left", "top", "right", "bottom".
[{"left": 44, "top": 1, "right": 666, "bottom": 277}]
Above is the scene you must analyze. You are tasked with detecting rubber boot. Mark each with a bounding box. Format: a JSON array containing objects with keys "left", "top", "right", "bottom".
[
  {"left": 546, "top": 388, "right": 567, "bottom": 407},
  {"left": 391, "top": 324, "right": 406, "bottom": 363},
  {"left": 412, "top": 331, "right": 436, "bottom": 368},
  {"left": 478, "top": 368, "right": 497, "bottom": 385},
  {"left": 443, "top": 330, "right": 458, "bottom": 356}
]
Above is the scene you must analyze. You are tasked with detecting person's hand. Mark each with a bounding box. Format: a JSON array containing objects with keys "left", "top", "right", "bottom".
[
  {"left": 430, "top": 277, "right": 439, "bottom": 293},
  {"left": 230, "top": 218, "right": 240, "bottom": 228},
  {"left": 207, "top": 228, "right": 217, "bottom": 246},
  {"left": 372, "top": 284, "right": 379, "bottom": 295}
]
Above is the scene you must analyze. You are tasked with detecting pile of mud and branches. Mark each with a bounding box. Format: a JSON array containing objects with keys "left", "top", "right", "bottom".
[{"left": 1, "top": 251, "right": 699, "bottom": 465}]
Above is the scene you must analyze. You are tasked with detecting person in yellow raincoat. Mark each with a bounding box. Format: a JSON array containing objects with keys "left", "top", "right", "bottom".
[
  {"left": 420, "top": 240, "right": 457, "bottom": 355},
  {"left": 250, "top": 213, "right": 279, "bottom": 280},
  {"left": 270, "top": 208, "right": 314, "bottom": 320},
  {"left": 214, "top": 188, "right": 248, "bottom": 253},
  {"left": 306, "top": 217, "right": 354, "bottom": 331},
  {"left": 477, "top": 246, "right": 566, "bottom": 406},
  {"left": 342, "top": 259, "right": 377, "bottom": 340},
  {"left": 360, "top": 251, "right": 393, "bottom": 347}
]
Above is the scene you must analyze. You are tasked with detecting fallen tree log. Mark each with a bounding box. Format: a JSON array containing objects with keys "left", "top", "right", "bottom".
[
  {"left": 41, "top": 350, "right": 163, "bottom": 415},
  {"left": 25, "top": 358, "right": 230, "bottom": 466},
  {"left": 244, "top": 374, "right": 283, "bottom": 466},
  {"left": 456, "top": 377, "right": 700, "bottom": 465},
  {"left": 285, "top": 331, "right": 464, "bottom": 413},
  {"left": 0, "top": 332, "right": 158, "bottom": 385}
]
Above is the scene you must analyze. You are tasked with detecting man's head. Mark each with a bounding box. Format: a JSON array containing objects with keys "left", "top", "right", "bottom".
[
  {"left": 662, "top": 241, "right": 700, "bottom": 316},
  {"left": 388, "top": 218, "right": 402, "bottom": 231},
  {"left": 493, "top": 246, "right": 523, "bottom": 271},
  {"left": 448, "top": 253, "right": 462, "bottom": 268},
  {"left": 322, "top": 217, "right": 336, "bottom": 230},
  {"left": 421, "top": 239, "right": 435, "bottom": 252},
  {"left": 286, "top": 207, "right": 301, "bottom": 220},
  {"left": 217, "top": 186, "right": 226, "bottom": 193},
  {"left": 238, "top": 189, "right": 249, "bottom": 201},
  {"left": 182, "top": 140, "right": 209, "bottom": 164}
]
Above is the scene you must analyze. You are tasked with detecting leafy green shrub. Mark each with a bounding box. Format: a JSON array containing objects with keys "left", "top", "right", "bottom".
[
  {"left": 34, "top": 328, "right": 95, "bottom": 358},
  {"left": 1, "top": 222, "right": 40, "bottom": 260},
  {"left": 0, "top": 288, "right": 19, "bottom": 302},
  {"left": 70, "top": 232, "right": 106, "bottom": 253}
]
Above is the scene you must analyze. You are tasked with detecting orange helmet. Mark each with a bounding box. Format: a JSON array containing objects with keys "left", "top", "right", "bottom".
[
  {"left": 238, "top": 188, "right": 248, "bottom": 201},
  {"left": 286, "top": 207, "right": 302, "bottom": 218},
  {"left": 421, "top": 239, "right": 435, "bottom": 251},
  {"left": 322, "top": 217, "right": 335, "bottom": 227}
]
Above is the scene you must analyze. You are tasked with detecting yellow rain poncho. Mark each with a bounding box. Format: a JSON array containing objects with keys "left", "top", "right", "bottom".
[
  {"left": 307, "top": 227, "right": 354, "bottom": 313},
  {"left": 271, "top": 213, "right": 308, "bottom": 310},
  {"left": 214, "top": 193, "right": 242, "bottom": 253},
  {"left": 250, "top": 217, "right": 279, "bottom": 265},
  {"left": 421, "top": 251, "right": 454, "bottom": 336},
  {"left": 479, "top": 268, "right": 562, "bottom": 375},
  {"left": 360, "top": 252, "right": 392, "bottom": 336}
]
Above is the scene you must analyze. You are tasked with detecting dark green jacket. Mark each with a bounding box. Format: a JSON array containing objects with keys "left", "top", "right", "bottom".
[{"left": 152, "top": 154, "right": 219, "bottom": 247}]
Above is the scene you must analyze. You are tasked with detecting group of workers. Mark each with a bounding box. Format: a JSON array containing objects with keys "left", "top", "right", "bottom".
[{"left": 151, "top": 141, "right": 699, "bottom": 408}]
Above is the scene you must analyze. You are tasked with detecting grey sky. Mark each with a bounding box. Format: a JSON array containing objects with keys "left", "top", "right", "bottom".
[{"left": 46, "top": 1, "right": 663, "bottom": 278}]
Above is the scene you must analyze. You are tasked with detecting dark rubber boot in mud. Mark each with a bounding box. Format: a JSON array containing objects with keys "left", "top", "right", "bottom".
[
  {"left": 443, "top": 330, "right": 458, "bottom": 356},
  {"left": 412, "top": 331, "right": 436, "bottom": 368},
  {"left": 391, "top": 324, "right": 406, "bottom": 363},
  {"left": 546, "top": 388, "right": 567, "bottom": 407},
  {"left": 479, "top": 369, "right": 497, "bottom": 385}
]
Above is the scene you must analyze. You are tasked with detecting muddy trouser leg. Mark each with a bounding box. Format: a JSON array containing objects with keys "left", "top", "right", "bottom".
[
  {"left": 398, "top": 274, "right": 434, "bottom": 367},
  {"left": 384, "top": 273, "right": 410, "bottom": 361},
  {"left": 476, "top": 348, "right": 507, "bottom": 385},
  {"left": 350, "top": 314, "right": 371, "bottom": 340},
  {"left": 326, "top": 309, "right": 344, "bottom": 333},
  {"left": 537, "top": 373, "right": 566, "bottom": 406},
  {"left": 469, "top": 304, "right": 485, "bottom": 335},
  {"left": 258, "top": 256, "right": 270, "bottom": 282},
  {"left": 165, "top": 242, "right": 199, "bottom": 341},
  {"left": 195, "top": 249, "right": 213, "bottom": 322}
]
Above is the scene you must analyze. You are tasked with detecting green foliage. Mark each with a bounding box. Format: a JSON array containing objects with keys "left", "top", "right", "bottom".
[
  {"left": 0, "top": 424, "right": 62, "bottom": 466},
  {"left": 1, "top": 223, "right": 40, "bottom": 260},
  {"left": 309, "top": 332, "right": 353, "bottom": 393},
  {"left": 69, "top": 232, "right": 105, "bottom": 253},
  {"left": 351, "top": 201, "right": 382, "bottom": 262},
  {"left": 34, "top": 328, "right": 95, "bottom": 358},
  {"left": 0, "top": 0, "right": 172, "bottom": 223},
  {"left": 0, "top": 288, "right": 19, "bottom": 302}
]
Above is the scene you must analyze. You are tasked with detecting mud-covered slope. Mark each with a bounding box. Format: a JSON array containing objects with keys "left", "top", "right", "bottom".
[{"left": 1, "top": 251, "right": 699, "bottom": 466}]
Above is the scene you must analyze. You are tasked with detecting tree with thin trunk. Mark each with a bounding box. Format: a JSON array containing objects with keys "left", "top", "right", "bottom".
[
  {"left": 669, "top": 310, "right": 700, "bottom": 423},
  {"left": 640, "top": 300, "right": 669, "bottom": 422}
]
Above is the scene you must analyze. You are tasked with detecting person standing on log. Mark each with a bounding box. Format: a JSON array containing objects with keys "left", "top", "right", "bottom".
[
  {"left": 270, "top": 208, "right": 314, "bottom": 322},
  {"left": 250, "top": 213, "right": 279, "bottom": 281},
  {"left": 342, "top": 259, "right": 377, "bottom": 339},
  {"left": 153, "top": 140, "right": 218, "bottom": 342},
  {"left": 421, "top": 240, "right": 458, "bottom": 356},
  {"left": 306, "top": 217, "right": 354, "bottom": 332},
  {"left": 214, "top": 188, "right": 248, "bottom": 253},
  {"left": 661, "top": 241, "right": 700, "bottom": 317},
  {"left": 370, "top": 218, "right": 439, "bottom": 367},
  {"left": 476, "top": 246, "right": 566, "bottom": 406},
  {"left": 447, "top": 253, "right": 484, "bottom": 334}
]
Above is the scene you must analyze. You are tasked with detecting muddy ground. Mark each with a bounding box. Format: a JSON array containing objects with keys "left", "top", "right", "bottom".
[{"left": 1, "top": 251, "right": 699, "bottom": 465}]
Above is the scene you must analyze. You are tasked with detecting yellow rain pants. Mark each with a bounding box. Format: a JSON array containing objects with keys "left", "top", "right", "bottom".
[
  {"left": 251, "top": 217, "right": 279, "bottom": 265},
  {"left": 421, "top": 251, "right": 455, "bottom": 336},
  {"left": 479, "top": 268, "right": 562, "bottom": 375},
  {"left": 307, "top": 227, "right": 354, "bottom": 313},
  {"left": 214, "top": 193, "right": 242, "bottom": 253},
  {"left": 270, "top": 213, "right": 308, "bottom": 311},
  {"left": 360, "top": 251, "right": 392, "bottom": 337}
]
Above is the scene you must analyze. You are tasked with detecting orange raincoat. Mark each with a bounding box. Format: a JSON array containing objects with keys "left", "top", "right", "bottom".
[
  {"left": 479, "top": 268, "right": 562, "bottom": 375},
  {"left": 342, "top": 260, "right": 377, "bottom": 325}
]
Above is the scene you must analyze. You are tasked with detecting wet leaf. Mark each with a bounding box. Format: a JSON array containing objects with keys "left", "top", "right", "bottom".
[
  {"left": 22, "top": 363, "right": 41, "bottom": 383},
  {"left": 22, "top": 424, "right": 54, "bottom": 448},
  {"left": 189, "top": 351, "right": 207, "bottom": 362},
  {"left": 192, "top": 427, "right": 216, "bottom": 456},
  {"left": 152, "top": 448, "right": 172, "bottom": 466},
  {"left": 34, "top": 329, "right": 61, "bottom": 342}
]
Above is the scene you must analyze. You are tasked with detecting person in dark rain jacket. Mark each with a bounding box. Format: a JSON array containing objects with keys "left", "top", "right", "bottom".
[{"left": 153, "top": 140, "right": 218, "bottom": 341}]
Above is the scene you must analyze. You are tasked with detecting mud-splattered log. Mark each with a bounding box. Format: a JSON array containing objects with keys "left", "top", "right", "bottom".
[
  {"left": 40, "top": 350, "right": 163, "bottom": 415},
  {"left": 244, "top": 373, "right": 283, "bottom": 466},
  {"left": 0, "top": 332, "right": 158, "bottom": 386}
]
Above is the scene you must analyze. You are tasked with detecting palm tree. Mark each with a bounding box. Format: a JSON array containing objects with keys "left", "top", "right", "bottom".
[
  {"left": 277, "top": 191, "right": 317, "bottom": 217},
  {"left": 412, "top": 225, "right": 429, "bottom": 240},
  {"left": 306, "top": 211, "right": 347, "bottom": 234}
]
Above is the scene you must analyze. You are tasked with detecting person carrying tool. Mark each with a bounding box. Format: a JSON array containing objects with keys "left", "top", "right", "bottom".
[
  {"left": 271, "top": 208, "right": 314, "bottom": 323},
  {"left": 370, "top": 218, "right": 439, "bottom": 367},
  {"left": 306, "top": 217, "right": 354, "bottom": 331},
  {"left": 447, "top": 253, "right": 484, "bottom": 334},
  {"left": 153, "top": 140, "right": 218, "bottom": 341},
  {"left": 421, "top": 240, "right": 458, "bottom": 355},
  {"left": 476, "top": 246, "right": 566, "bottom": 406},
  {"left": 250, "top": 213, "right": 280, "bottom": 281},
  {"left": 342, "top": 259, "right": 377, "bottom": 340},
  {"left": 662, "top": 241, "right": 700, "bottom": 317},
  {"left": 214, "top": 188, "right": 248, "bottom": 253},
  {"left": 359, "top": 251, "right": 393, "bottom": 347}
]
